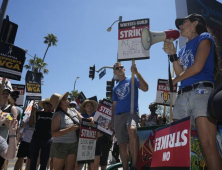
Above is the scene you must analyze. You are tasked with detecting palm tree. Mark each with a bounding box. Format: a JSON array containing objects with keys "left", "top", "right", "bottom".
[
  {"left": 24, "top": 57, "right": 49, "bottom": 79},
  {"left": 42, "top": 33, "right": 58, "bottom": 63},
  {"left": 69, "top": 90, "right": 80, "bottom": 101}
]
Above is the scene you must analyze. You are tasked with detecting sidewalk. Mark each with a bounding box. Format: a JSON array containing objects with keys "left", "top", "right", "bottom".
[{"left": 7, "top": 151, "right": 123, "bottom": 170}]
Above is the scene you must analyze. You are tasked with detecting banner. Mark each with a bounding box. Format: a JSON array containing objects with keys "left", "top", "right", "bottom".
[
  {"left": 186, "top": 0, "right": 222, "bottom": 47},
  {"left": 0, "top": 42, "right": 26, "bottom": 80},
  {"left": 137, "top": 126, "right": 160, "bottom": 170},
  {"left": 94, "top": 99, "right": 113, "bottom": 136},
  {"left": 77, "top": 118, "right": 98, "bottom": 164},
  {"left": 151, "top": 117, "right": 190, "bottom": 170},
  {"left": 75, "top": 91, "right": 86, "bottom": 105},
  {"left": 118, "top": 19, "right": 150, "bottom": 61},
  {"left": 11, "top": 84, "right": 25, "bottom": 106},
  {"left": 175, "top": 0, "right": 222, "bottom": 49},
  {"left": 156, "top": 79, "right": 177, "bottom": 106},
  {"left": 191, "top": 130, "right": 207, "bottom": 169},
  {"left": 25, "top": 71, "right": 41, "bottom": 100}
]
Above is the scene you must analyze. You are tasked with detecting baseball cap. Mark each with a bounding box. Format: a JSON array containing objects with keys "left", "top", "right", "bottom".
[
  {"left": 70, "top": 101, "right": 77, "bottom": 105},
  {"left": 175, "top": 13, "right": 206, "bottom": 29}
]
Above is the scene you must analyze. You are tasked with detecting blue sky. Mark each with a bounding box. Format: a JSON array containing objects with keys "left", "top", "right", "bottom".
[{"left": 3, "top": 0, "right": 222, "bottom": 115}]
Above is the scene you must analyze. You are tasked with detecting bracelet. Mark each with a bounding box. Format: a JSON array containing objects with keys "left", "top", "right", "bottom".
[
  {"left": 8, "top": 134, "right": 17, "bottom": 138},
  {"left": 168, "top": 54, "right": 178, "bottom": 63}
]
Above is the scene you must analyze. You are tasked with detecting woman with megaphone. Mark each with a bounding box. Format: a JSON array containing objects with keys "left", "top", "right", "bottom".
[{"left": 163, "top": 13, "right": 222, "bottom": 170}]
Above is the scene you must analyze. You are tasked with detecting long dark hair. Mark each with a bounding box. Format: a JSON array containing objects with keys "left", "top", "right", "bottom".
[
  {"left": 190, "top": 18, "right": 221, "bottom": 78},
  {"left": 56, "top": 102, "right": 62, "bottom": 112}
]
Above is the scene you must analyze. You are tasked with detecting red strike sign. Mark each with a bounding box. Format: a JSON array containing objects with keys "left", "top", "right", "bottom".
[
  {"left": 98, "top": 104, "right": 112, "bottom": 116},
  {"left": 151, "top": 118, "right": 190, "bottom": 169},
  {"left": 80, "top": 127, "right": 97, "bottom": 140}
]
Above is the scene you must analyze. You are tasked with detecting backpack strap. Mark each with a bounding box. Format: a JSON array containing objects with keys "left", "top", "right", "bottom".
[{"left": 60, "top": 109, "right": 79, "bottom": 125}]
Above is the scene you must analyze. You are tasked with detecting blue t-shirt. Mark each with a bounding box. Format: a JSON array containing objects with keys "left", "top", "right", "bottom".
[
  {"left": 81, "top": 112, "right": 95, "bottom": 118},
  {"left": 178, "top": 32, "right": 215, "bottom": 89},
  {"left": 112, "top": 76, "right": 140, "bottom": 115}
]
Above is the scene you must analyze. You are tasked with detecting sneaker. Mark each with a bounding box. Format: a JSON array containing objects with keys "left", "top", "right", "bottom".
[
  {"left": 130, "top": 166, "right": 138, "bottom": 170},
  {"left": 109, "top": 160, "right": 116, "bottom": 164}
]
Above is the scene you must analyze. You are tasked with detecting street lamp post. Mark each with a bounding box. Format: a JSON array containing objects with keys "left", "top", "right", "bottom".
[
  {"left": 107, "top": 16, "right": 123, "bottom": 80},
  {"left": 107, "top": 16, "right": 122, "bottom": 32},
  {"left": 74, "top": 76, "right": 80, "bottom": 91},
  {"left": 72, "top": 76, "right": 80, "bottom": 100}
]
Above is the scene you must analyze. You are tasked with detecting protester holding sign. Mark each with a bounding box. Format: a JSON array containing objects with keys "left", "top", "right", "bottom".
[
  {"left": 77, "top": 99, "right": 101, "bottom": 170},
  {"left": 163, "top": 13, "right": 222, "bottom": 170},
  {"left": 0, "top": 88, "right": 18, "bottom": 123},
  {"left": 29, "top": 98, "right": 53, "bottom": 170},
  {"left": 0, "top": 88, "right": 18, "bottom": 168},
  {"left": 110, "top": 62, "right": 148, "bottom": 170},
  {"left": 50, "top": 92, "right": 92, "bottom": 170}
]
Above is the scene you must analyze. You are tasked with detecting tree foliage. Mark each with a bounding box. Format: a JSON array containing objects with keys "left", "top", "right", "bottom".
[
  {"left": 42, "top": 33, "right": 58, "bottom": 63},
  {"left": 69, "top": 90, "right": 80, "bottom": 101},
  {"left": 24, "top": 57, "right": 49, "bottom": 79}
]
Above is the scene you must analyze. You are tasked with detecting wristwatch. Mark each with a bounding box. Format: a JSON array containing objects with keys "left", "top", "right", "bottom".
[{"left": 8, "top": 134, "right": 17, "bottom": 138}]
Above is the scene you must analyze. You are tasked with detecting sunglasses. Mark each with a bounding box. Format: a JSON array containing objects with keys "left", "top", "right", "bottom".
[{"left": 114, "top": 66, "right": 124, "bottom": 70}]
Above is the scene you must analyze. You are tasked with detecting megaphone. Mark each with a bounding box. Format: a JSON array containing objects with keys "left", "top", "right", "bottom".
[{"left": 141, "top": 28, "right": 180, "bottom": 50}]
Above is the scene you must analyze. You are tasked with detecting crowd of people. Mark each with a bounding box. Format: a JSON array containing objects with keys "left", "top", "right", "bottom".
[{"left": 0, "top": 13, "right": 222, "bottom": 170}]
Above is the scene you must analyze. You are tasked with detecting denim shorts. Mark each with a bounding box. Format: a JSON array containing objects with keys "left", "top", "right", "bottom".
[
  {"left": 114, "top": 112, "right": 139, "bottom": 144},
  {"left": 173, "top": 86, "right": 213, "bottom": 128}
]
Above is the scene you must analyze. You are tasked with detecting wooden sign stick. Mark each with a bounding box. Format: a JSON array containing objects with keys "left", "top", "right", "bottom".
[{"left": 130, "top": 59, "right": 135, "bottom": 114}]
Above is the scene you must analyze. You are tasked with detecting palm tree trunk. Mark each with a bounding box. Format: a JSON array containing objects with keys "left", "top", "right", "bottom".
[{"left": 39, "top": 45, "right": 49, "bottom": 72}]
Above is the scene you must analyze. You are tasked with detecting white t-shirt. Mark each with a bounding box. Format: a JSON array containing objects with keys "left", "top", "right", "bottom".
[{"left": 22, "top": 117, "right": 35, "bottom": 143}]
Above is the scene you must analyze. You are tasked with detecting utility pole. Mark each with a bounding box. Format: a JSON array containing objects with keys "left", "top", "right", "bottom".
[
  {"left": 0, "top": 0, "right": 9, "bottom": 106},
  {"left": 0, "top": 0, "right": 9, "bottom": 32}
]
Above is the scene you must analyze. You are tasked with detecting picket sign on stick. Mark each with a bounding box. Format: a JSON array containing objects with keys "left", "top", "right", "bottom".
[
  {"left": 0, "top": 77, "right": 6, "bottom": 106},
  {"left": 33, "top": 100, "right": 36, "bottom": 124},
  {"left": 130, "top": 59, "right": 135, "bottom": 114},
  {"left": 169, "top": 68, "right": 175, "bottom": 123},
  {"left": 169, "top": 41, "right": 178, "bottom": 123}
]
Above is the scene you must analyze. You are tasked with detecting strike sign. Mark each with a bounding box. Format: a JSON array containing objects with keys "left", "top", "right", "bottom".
[
  {"left": 118, "top": 19, "right": 150, "bottom": 61},
  {"left": 77, "top": 118, "right": 98, "bottom": 164},
  {"left": 156, "top": 79, "right": 177, "bottom": 106},
  {"left": 94, "top": 99, "right": 113, "bottom": 136},
  {"left": 151, "top": 117, "right": 190, "bottom": 170},
  {"left": 0, "top": 42, "right": 26, "bottom": 80},
  {"left": 25, "top": 71, "right": 42, "bottom": 100}
]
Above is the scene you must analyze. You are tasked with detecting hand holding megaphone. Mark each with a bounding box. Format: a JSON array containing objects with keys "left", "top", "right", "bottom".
[{"left": 163, "top": 40, "right": 176, "bottom": 55}]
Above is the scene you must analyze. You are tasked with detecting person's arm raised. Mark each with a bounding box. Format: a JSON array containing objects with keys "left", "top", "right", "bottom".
[
  {"left": 131, "top": 64, "right": 148, "bottom": 92},
  {"left": 163, "top": 40, "right": 184, "bottom": 76}
]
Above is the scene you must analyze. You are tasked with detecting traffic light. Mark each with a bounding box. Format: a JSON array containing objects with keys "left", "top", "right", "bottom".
[
  {"left": 89, "top": 65, "right": 95, "bottom": 80},
  {"left": 106, "top": 79, "right": 114, "bottom": 98}
]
